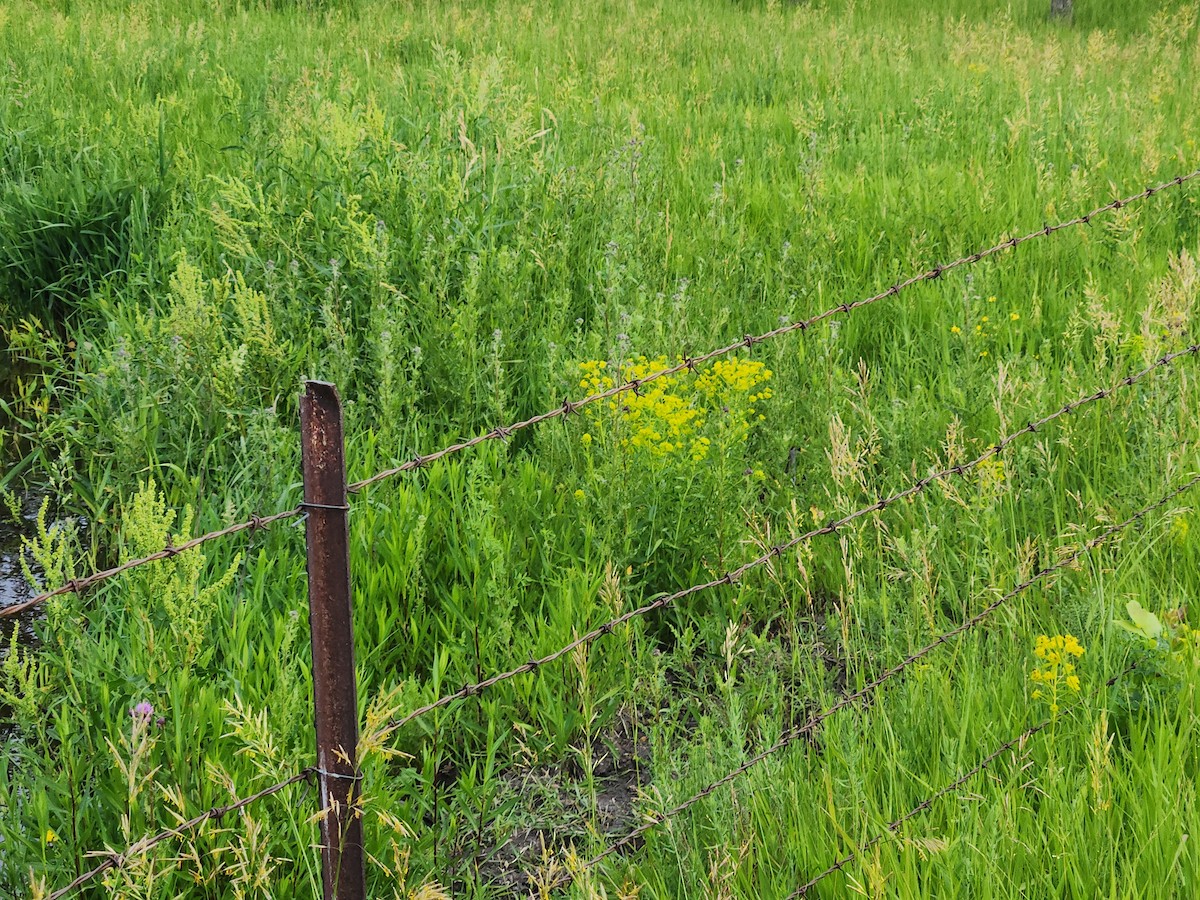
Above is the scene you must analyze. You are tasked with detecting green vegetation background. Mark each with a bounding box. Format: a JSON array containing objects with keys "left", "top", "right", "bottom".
[{"left": 2, "top": 0, "right": 1199, "bottom": 896}]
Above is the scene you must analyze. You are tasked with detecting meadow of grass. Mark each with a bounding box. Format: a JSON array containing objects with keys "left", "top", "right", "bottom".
[{"left": 2, "top": 0, "right": 1200, "bottom": 896}]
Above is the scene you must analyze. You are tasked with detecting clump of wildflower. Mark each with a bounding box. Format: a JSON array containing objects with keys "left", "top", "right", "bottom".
[
  {"left": 1030, "top": 634, "right": 1085, "bottom": 715},
  {"left": 576, "top": 355, "right": 772, "bottom": 463},
  {"left": 131, "top": 701, "right": 154, "bottom": 721},
  {"left": 695, "top": 357, "right": 773, "bottom": 443},
  {"left": 1171, "top": 515, "right": 1189, "bottom": 545},
  {"left": 579, "top": 356, "right": 707, "bottom": 459}
]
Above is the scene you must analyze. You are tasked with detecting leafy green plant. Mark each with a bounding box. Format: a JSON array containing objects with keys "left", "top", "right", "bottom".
[{"left": 1114, "top": 600, "right": 1200, "bottom": 710}]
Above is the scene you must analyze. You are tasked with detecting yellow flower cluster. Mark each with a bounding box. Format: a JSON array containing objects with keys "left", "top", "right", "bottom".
[
  {"left": 1034, "top": 633, "right": 1085, "bottom": 665},
  {"left": 1030, "top": 633, "right": 1085, "bottom": 714},
  {"left": 696, "top": 357, "right": 773, "bottom": 406},
  {"left": 579, "top": 356, "right": 709, "bottom": 460},
  {"left": 576, "top": 355, "right": 772, "bottom": 462},
  {"left": 695, "top": 357, "right": 773, "bottom": 443},
  {"left": 1171, "top": 515, "right": 1190, "bottom": 545}
]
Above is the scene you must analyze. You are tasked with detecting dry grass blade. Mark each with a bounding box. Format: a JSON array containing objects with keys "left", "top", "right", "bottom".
[{"left": 44, "top": 768, "right": 315, "bottom": 900}]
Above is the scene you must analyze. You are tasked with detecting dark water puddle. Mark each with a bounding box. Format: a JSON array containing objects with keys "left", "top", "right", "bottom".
[
  {"left": 0, "top": 493, "right": 43, "bottom": 657},
  {"left": 1, "top": 493, "right": 45, "bottom": 868}
]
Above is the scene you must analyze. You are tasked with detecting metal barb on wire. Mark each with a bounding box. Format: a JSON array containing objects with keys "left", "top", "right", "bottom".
[
  {"left": 786, "top": 721, "right": 1049, "bottom": 898},
  {"left": 552, "top": 470, "right": 1200, "bottom": 889},
  {"left": 45, "top": 768, "right": 315, "bottom": 900},
  {"left": 349, "top": 168, "right": 1200, "bottom": 495},
  {"left": 1, "top": 506, "right": 303, "bottom": 621},
  {"left": 388, "top": 343, "right": 1200, "bottom": 733}
]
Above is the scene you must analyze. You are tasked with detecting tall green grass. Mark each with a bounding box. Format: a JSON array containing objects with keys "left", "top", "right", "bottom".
[{"left": 1, "top": 0, "right": 1199, "bottom": 896}]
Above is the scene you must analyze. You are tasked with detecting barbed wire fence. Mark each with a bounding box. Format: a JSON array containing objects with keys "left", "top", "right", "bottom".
[
  {"left": 387, "top": 343, "right": 1200, "bottom": 732},
  {"left": 41, "top": 461, "right": 1191, "bottom": 899},
  {"left": 3, "top": 167, "right": 1196, "bottom": 623},
  {"left": 8, "top": 165, "right": 1198, "bottom": 899}
]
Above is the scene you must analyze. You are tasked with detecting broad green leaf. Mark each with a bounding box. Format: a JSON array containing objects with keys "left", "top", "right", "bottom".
[{"left": 1125, "top": 600, "right": 1163, "bottom": 640}]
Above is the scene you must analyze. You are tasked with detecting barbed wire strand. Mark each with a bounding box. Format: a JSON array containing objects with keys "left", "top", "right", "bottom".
[
  {"left": 786, "top": 720, "right": 1049, "bottom": 898},
  {"left": 44, "top": 768, "right": 315, "bottom": 900},
  {"left": 350, "top": 168, "right": 1200, "bottom": 495},
  {"left": 389, "top": 344, "right": 1200, "bottom": 732},
  {"left": 555, "top": 470, "right": 1200, "bottom": 888},
  {"left": 3, "top": 169, "right": 1195, "bottom": 623}
]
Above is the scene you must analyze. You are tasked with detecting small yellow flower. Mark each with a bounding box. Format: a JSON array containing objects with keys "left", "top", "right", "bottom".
[
  {"left": 1010, "top": 312, "right": 1020, "bottom": 321},
  {"left": 44, "top": 829, "right": 58, "bottom": 845},
  {"left": 981, "top": 316, "right": 989, "bottom": 323},
  {"left": 951, "top": 325, "right": 961, "bottom": 334},
  {"left": 1066, "top": 675, "right": 1081, "bottom": 692},
  {"left": 580, "top": 433, "right": 593, "bottom": 445},
  {"left": 573, "top": 489, "right": 585, "bottom": 501},
  {"left": 987, "top": 296, "right": 997, "bottom": 303}
]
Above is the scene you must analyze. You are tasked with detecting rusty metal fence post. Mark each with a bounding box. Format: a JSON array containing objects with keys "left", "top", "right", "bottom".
[{"left": 300, "top": 381, "right": 366, "bottom": 900}]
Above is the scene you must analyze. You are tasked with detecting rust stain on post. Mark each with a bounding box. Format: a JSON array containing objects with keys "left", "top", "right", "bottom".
[{"left": 300, "top": 381, "right": 366, "bottom": 900}]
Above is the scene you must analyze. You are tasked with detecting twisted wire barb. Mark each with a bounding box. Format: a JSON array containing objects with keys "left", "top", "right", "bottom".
[
  {"left": 45, "top": 768, "right": 315, "bottom": 900},
  {"left": 0, "top": 506, "right": 302, "bottom": 621},
  {"left": 350, "top": 168, "right": 1200, "bottom": 494},
  {"left": 3, "top": 169, "right": 1195, "bottom": 622},
  {"left": 559, "top": 470, "right": 1200, "bottom": 885},
  {"left": 786, "top": 720, "right": 1050, "bottom": 898},
  {"left": 388, "top": 343, "right": 1200, "bottom": 731}
]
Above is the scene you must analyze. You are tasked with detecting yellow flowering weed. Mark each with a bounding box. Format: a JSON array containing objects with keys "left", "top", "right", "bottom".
[
  {"left": 577, "top": 355, "right": 771, "bottom": 463},
  {"left": 1030, "top": 633, "right": 1085, "bottom": 716}
]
